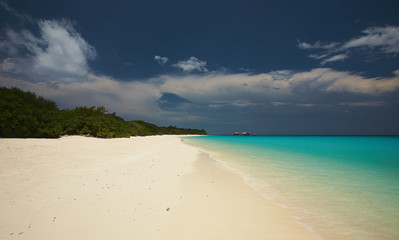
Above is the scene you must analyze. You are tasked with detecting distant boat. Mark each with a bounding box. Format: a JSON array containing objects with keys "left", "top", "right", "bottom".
[
  {"left": 233, "top": 132, "right": 240, "bottom": 135},
  {"left": 242, "top": 132, "right": 250, "bottom": 136}
]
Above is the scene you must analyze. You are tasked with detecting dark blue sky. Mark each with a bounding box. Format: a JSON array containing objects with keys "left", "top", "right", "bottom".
[{"left": 1, "top": 0, "right": 399, "bottom": 134}]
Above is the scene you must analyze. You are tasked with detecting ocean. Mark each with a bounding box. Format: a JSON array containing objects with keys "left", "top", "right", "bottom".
[{"left": 184, "top": 136, "right": 399, "bottom": 240}]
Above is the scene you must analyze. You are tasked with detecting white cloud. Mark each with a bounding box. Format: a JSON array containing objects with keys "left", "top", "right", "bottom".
[
  {"left": 299, "top": 26, "right": 399, "bottom": 64},
  {"left": 271, "top": 101, "right": 290, "bottom": 106},
  {"left": 209, "top": 100, "right": 257, "bottom": 108},
  {"left": 0, "top": 73, "right": 162, "bottom": 119},
  {"left": 297, "top": 42, "right": 314, "bottom": 49},
  {"left": 158, "top": 68, "right": 399, "bottom": 103},
  {"left": 0, "top": 29, "right": 42, "bottom": 56},
  {"left": 0, "top": 58, "right": 15, "bottom": 72},
  {"left": 339, "top": 101, "right": 387, "bottom": 107},
  {"left": 343, "top": 26, "right": 399, "bottom": 53},
  {"left": 289, "top": 68, "right": 399, "bottom": 94},
  {"left": 2, "top": 67, "right": 398, "bottom": 112},
  {"left": 308, "top": 53, "right": 329, "bottom": 60},
  {"left": 297, "top": 41, "right": 338, "bottom": 50},
  {"left": 297, "top": 103, "right": 334, "bottom": 108},
  {"left": 0, "top": 19, "right": 96, "bottom": 82},
  {"left": 320, "top": 53, "right": 349, "bottom": 65},
  {"left": 1, "top": 66, "right": 398, "bottom": 128},
  {"left": 34, "top": 20, "right": 96, "bottom": 79},
  {"left": 173, "top": 56, "right": 208, "bottom": 72},
  {"left": 0, "top": 1, "right": 32, "bottom": 23},
  {"left": 239, "top": 67, "right": 252, "bottom": 72},
  {"left": 296, "top": 103, "right": 319, "bottom": 107},
  {"left": 154, "top": 55, "right": 169, "bottom": 65}
]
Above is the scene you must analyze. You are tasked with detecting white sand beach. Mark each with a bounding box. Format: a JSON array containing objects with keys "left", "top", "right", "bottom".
[{"left": 0, "top": 136, "right": 318, "bottom": 240}]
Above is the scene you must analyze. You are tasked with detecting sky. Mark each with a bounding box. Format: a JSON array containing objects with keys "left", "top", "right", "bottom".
[{"left": 1, "top": 0, "right": 399, "bottom": 135}]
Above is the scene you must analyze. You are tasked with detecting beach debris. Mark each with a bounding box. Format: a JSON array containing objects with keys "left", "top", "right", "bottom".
[
  {"left": 19, "top": 232, "right": 24, "bottom": 235},
  {"left": 166, "top": 207, "right": 170, "bottom": 211}
]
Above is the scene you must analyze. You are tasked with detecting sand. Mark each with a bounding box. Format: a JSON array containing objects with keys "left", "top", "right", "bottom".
[{"left": 0, "top": 135, "right": 319, "bottom": 240}]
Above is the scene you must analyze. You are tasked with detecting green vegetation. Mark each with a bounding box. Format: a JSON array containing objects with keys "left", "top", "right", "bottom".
[
  {"left": 0, "top": 87, "right": 207, "bottom": 138},
  {"left": 130, "top": 120, "right": 207, "bottom": 136}
]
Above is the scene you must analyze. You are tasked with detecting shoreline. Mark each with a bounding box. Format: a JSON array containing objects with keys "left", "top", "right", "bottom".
[
  {"left": 167, "top": 148, "right": 319, "bottom": 240},
  {"left": 0, "top": 135, "right": 319, "bottom": 239},
  {"left": 181, "top": 137, "right": 321, "bottom": 238}
]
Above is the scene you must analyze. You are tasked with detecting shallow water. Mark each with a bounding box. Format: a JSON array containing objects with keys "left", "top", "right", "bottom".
[{"left": 184, "top": 136, "right": 399, "bottom": 240}]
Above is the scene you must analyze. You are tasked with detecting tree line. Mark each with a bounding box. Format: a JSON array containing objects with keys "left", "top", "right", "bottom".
[{"left": 0, "top": 87, "right": 207, "bottom": 138}]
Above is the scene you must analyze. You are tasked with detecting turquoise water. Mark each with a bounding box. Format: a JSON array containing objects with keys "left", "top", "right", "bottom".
[{"left": 184, "top": 136, "right": 399, "bottom": 240}]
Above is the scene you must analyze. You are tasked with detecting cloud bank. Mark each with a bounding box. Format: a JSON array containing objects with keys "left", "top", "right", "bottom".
[{"left": 2, "top": 68, "right": 398, "bottom": 121}]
